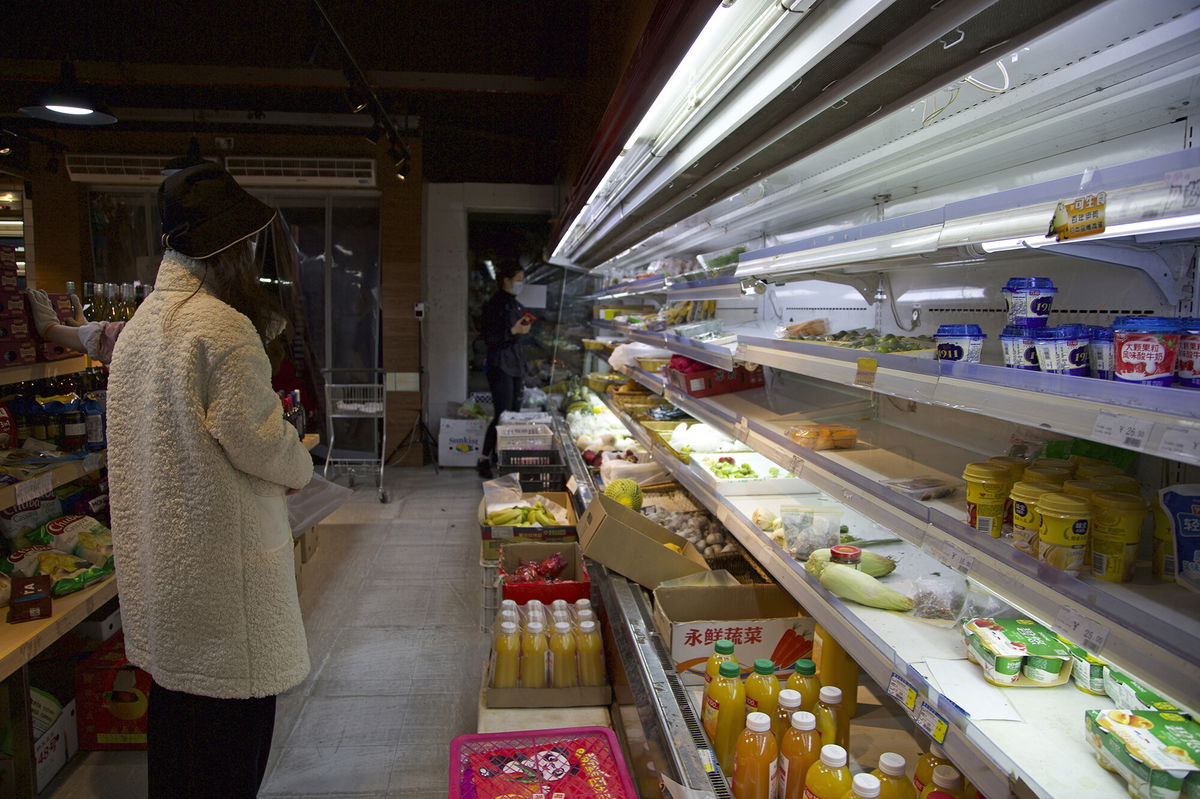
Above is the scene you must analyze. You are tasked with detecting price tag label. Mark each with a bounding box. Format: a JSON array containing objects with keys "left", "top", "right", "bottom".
[
  {"left": 887, "top": 672, "right": 919, "bottom": 715},
  {"left": 1091, "top": 411, "right": 1154, "bottom": 451},
  {"left": 698, "top": 748, "right": 717, "bottom": 774},
  {"left": 14, "top": 472, "right": 52, "bottom": 508},
  {"left": 916, "top": 700, "right": 950, "bottom": 744},
  {"left": 83, "top": 452, "right": 104, "bottom": 473},
  {"left": 854, "top": 357, "right": 878, "bottom": 389},
  {"left": 788, "top": 455, "right": 805, "bottom": 477},
  {"left": 941, "top": 541, "right": 974, "bottom": 575},
  {"left": 1163, "top": 167, "right": 1200, "bottom": 214},
  {"left": 1158, "top": 424, "right": 1200, "bottom": 463},
  {"left": 1049, "top": 192, "right": 1106, "bottom": 241},
  {"left": 566, "top": 475, "right": 579, "bottom": 495},
  {"left": 1055, "top": 607, "right": 1110, "bottom": 654},
  {"left": 734, "top": 418, "right": 751, "bottom": 444}
]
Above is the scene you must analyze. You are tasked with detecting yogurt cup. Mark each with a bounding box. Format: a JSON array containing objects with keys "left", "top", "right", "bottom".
[
  {"left": 1175, "top": 317, "right": 1200, "bottom": 389},
  {"left": 1022, "top": 465, "right": 1071, "bottom": 486},
  {"left": 935, "top": 324, "right": 986, "bottom": 363},
  {"left": 1068, "top": 646, "right": 1107, "bottom": 696},
  {"left": 1037, "top": 492, "right": 1092, "bottom": 577},
  {"left": 1088, "top": 326, "right": 1115, "bottom": 380},
  {"left": 962, "top": 462, "right": 1012, "bottom": 538},
  {"left": 1111, "top": 316, "right": 1182, "bottom": 387},
  {"left": 1009, "top": 481, "right": 1058, "bottom": 555},
  {"left": 1090, "top": 491, "right": 1147, "bottom": 583},
  {"left": 1000, "top": 325, "right": 1039, "bottom": 369},
  {"left": 1001, "top": 277, "right": 1057, "bottom": 328},
  {"left": 1033, "top": 325, "right": 1090, "bottom": 376}
]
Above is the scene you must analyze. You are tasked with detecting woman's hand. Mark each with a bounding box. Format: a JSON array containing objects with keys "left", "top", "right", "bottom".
[
  {"left": 510, "top": 317, "right": 532, "bottom": 335},
  {"left": 26, "top": 290, "right": 60, "bottom": 337}
]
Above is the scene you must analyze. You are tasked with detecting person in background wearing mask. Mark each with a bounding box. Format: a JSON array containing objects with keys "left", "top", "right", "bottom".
[
  {"left": 478, "top": 260, "right": 531, "bottom": 477},
  {"left": 107, "top": 162, "right": 313, "bottom": 799}
]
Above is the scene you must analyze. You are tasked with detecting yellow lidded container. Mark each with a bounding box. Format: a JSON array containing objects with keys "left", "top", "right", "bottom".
[
  {"left": 1091, "top": 474, "right": 1143, "bottom": 497},
  {"left": 988, "top": 457, "right": 1029, "bottom": 481},
  {"left": 962, "top": 462, "right": 1013, "bottom": 538},
  {"left": 1022, "top": 465, "right": 1071, "bottom": 486},
  {"left": 1008, "top": 481, "right": 1058, "bottom": 556},
  {"left": 1076, "top": 462, "right": 1124, "bottom": 480},
  {"left": 1032, "top": 457, "right": 1077, "bottom": 475},
  {"left": 1152, "top": 498, "right": 1176, "bottom": 583},
  {"left": 1037, "top": 492, "right": 1092, "bottom": 577},
  {"left": 1090, "top": 491, "right": 1148, "bottom": 583},
  {"left": 1062, "top": 480, "right": 1109, "bottom": 501}
]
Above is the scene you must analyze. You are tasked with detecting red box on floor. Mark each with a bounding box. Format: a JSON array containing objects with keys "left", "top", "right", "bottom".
[
  {"left": 499, "top": 542, "right": 591, "bottom": 605},
  {"left": 667, "top": 364, "right": 764, "bottom": 398},
  {"left": 74, "top": 632, "right": 150, "bottom": 750}
]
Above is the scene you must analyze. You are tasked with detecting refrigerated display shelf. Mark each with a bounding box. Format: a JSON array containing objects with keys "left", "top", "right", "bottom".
[
  {"left": 619, "top": 365, "right": 666, "bottom": 395},
  {"left": 736, "top": 333, "right": 1200, "bottom": 466},
  {"left": 658, "top": 384, "right": 1199, "bottom": 708},
  {"left": 592, "top": 274, "right": 744, "bottom": 301}
]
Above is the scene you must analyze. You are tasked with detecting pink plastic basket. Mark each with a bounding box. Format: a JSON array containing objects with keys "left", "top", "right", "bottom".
[{"left": 449, "top": 726, "right": 638, "bottom": 799}]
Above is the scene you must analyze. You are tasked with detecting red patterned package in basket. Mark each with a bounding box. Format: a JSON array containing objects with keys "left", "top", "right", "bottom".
[{"left": 465, "top": 736, "right": 625, "bottom": 799}]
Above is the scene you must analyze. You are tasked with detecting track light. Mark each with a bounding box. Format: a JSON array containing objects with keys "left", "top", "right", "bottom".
[
  {"left": 365, "top": 120, "right": 383, "bottom": 145},
  {"left": 395, "top": 157, "right": 409, "bottom": 181},
  {"left": 20, "top": 60, "right": 117, "bottom": 126}
]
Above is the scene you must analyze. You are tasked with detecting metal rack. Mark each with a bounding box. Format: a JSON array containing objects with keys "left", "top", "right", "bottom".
[{"left": 322, "top": 368, "right": 389, "bottom": 502}]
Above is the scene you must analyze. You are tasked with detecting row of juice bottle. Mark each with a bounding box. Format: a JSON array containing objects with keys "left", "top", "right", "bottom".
[{"left": 490, "top": 598, "right": 605, "bottom": 689}]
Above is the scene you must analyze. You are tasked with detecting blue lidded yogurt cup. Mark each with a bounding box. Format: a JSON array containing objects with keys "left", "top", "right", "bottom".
[
  {"left": 1000, "top": 325, "right": 1039, "bottom": 370},
  {"left": 935, "top": 324, "right": 986, "bottom": 363},
  {"left": 1034, "top": 324, "right": 1091, "bottom": 376},
  {"left": 1002, "top": 277, "right": 1057, "bottom": 328},
  {"left": 1088, "top": 326, "right": 1114, "bottom": 380}
]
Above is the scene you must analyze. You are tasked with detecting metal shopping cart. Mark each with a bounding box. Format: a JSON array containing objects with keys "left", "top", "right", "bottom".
[{"left": 322, "top": 368, "right": 389, "bottom": 503}]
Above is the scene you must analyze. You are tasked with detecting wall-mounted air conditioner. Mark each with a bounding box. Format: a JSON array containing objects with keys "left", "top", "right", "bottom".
[
  {"left": 224, "top": 157, "right": 376, "bottom": 187},
  {"left": 66, "top": 154, "right": 209, "bottom": 185}
]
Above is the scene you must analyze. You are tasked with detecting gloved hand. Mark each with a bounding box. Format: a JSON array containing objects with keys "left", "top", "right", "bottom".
[
  {"left": 25, "top": 290, "right": 60, "bottom": 337},
  {"left": 67, "top": 294, "right": 88, "bottom": 326}
]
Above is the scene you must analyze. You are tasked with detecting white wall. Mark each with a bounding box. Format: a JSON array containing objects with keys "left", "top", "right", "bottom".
[{"left": 422, "top": 183, "right": 556, "bottom": 425}]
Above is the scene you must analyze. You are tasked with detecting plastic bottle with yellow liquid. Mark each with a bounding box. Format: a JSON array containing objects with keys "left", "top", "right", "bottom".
[
  {"left": 803, "top": 744, "right": 852, "bottom": 799},
  {"left": 912, "top": 745, "right": 951, "bottom": 794},
  {"left": 785, "top": 658, "right": 821, "bottom": 713},
  {"left": 519, "top": 621, "right": 548, "bottom": 689},
  {"left": 842, "top": 773, "right": 882, "bottom": 799},
  {"left": 731, "top": 712, "right": 778, "bottom": 799},
  {"left": 492, "top": 620, "right": 520, "bottom": 689},
  {"left": 703, "top": 660, "right": 747, "bottom": 774},
  {"left": 705, "top": 639, "right": 738, "bottom": 685},
  {"left": 813, "top": 686, "right": 848, "bottom": 750},
  {"left": 773, "top": 689, "right": 802, "bottom": 744},
  {"left": 919, "top": 765, "right": 963, "bottom": 799},
  {"left": 871, "top": 753, "right": 917, "bottom": 799},
  {"left": 811, "top": 625, "right": 857, "bottom": 721},
  {"left": 746, "top": 659, "right": 781, "bottom": 719},
  {"left": 549, "top": 621, "right": 578, "bottom": 688},
  {"left": 778, "top": 710, "right": 820, "bottom": 799},
  {"left": 576, "top": 619, "right": 605, "bottom": 686}
]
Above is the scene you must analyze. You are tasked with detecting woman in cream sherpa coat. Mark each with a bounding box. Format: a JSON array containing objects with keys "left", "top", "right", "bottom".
[{"left": 107, "top": 161, "right": 313, "bottom": 799}]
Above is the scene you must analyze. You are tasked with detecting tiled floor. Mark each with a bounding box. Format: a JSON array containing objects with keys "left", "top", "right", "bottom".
[{"left": 45, "top": 465, "right": 486, "bottom": 799}]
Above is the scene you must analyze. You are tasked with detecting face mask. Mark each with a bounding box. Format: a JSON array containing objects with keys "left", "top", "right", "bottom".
[{"left": 509, "top": 281, "right": 525, "bottom": 295}]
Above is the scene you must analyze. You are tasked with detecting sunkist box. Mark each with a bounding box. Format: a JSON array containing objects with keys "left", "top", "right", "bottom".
[
  {"left": 75, "top": 632, "right": 151, "bottom": 750},
  {"left": 478, "top": 491, "right": 578, "bottom": 561},
  {"left": 653, "top": 584, "right": 813, "bottom": 685},
  {"left": 499, "top": 542, "right": 590, "bottom": 605},
  {"left": 439, "top": 418, "right": 486, "bottom": 467},
  {"left": 577, "top": 494, "right": 708, "bottom": 590}
]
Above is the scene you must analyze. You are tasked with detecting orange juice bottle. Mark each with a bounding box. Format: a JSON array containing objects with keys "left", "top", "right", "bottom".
[
  {"left": 519, "top": 621, "right": 548, "bottom": 688},
  {"left": 871, "top": 753, "right": 917, "bottom": 799},
  {"left": 813, "top": 686, "right": 847, "bottom": 749},
  {"left": 773, "top": 689, "right": 802, "bottom": 744},
  {"left": 732, "top": 712, "right": 778, "bottom": 799},
  {"left": 912, "top": 745, "right": 951, "bottom": 794},
  {"left": 703, "top": 660, "right": 746, "bottom": 774},
  {"left": 746, "top": 659, "right": 781, "bottom": 719},
  {"left": 576, "top": 619, "right": 605, "bottom": 686},
  {"left": 779, "top": 710, "right": 820, "bottom": 799},
  {"left": 785, "top": 659, "right": 821, "bottom": 713},
  {"left": 842, "top": 773, "right": 882, "bottom": 799},
  {"left": 920, "top": 765, "right": 963, "bottom": 799},
  {"left": 549, "top": 621, "right": 578, "bottom": 688},
  {"left": 492, "top": 620, "right": 520, "bottom": 689},
  {"left": 705, "top": 639, "right": 738, "bottom": 685},
  {"left": 812, "top": 625, "right": 858, "bottom": 721},
  {"left": 803, "top": 744, "right": 852, "bottom": 799}
]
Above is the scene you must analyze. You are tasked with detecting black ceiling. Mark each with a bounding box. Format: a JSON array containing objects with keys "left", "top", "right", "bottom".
[{"left": 0, "top": 0, "right": 598, "bottom": 183}]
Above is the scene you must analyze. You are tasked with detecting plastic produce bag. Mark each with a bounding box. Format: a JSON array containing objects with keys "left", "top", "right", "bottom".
[
  {"left": 903, "top": 573, "right": 969, "bottom": 622},
  {"left": 957, "top": 584, "right": 1019, "bottom": 623},
  {"left": 782, "top": 506, "right": 840, "bottom": 559},
  {"left": 599, "top": 458, "right": 667, "bottom": 487},
  {"left": 287, "top": 472, "right": 355, "bottom": 535},
  {"left": 482, "top": 473, "right": 525, "bottom": 506},
  {"left": 608, "top": 342, "right": 671, "bottom": 371}
]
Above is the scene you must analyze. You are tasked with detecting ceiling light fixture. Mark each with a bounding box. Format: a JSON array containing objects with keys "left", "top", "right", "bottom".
[{"left": 20, "top": 60, "right": 117, "bottom": 126}]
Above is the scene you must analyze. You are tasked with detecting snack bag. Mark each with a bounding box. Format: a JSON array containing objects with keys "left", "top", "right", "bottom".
[
  {"left": 0, "top": 545, "right": 57, "bottom": 577},
  {"left": 0, "top": 493, "right": 63, "bottom": 541},
  {"left": 25, "top": 514, "right": 107, "bottom": 554}
]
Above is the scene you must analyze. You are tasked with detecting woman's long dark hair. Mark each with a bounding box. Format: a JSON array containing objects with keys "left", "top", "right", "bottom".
[{"left": 166, "top": 239, "right": 286, "bottom": 345}]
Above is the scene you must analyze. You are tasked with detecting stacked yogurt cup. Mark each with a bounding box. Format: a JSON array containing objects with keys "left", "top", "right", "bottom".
[{"left": 1001, "top": 277, "right": 1059, "bottom": 370}]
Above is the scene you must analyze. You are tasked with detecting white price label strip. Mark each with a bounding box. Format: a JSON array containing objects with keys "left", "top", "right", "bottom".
[
  {"left": 915, "top": 700, "right": 950, "bottom": 744},
  {"left": 14, "top": 472, "right": 53, "bottom": 508},
  {"left": 887, "top": 672, "right": 920, "bottom": 715},
  {"left": 941, "top": 541, "right": 974, "bottom": 575},
  {"left": 1091, "top": 411, "right": 1154, "bottom": 451},
  {"left": 1158, "top": 425, "right": 1200, "bottom": 463},
  {"left": 1055, "top": 607, "right": 1110, "bottom": 655}
]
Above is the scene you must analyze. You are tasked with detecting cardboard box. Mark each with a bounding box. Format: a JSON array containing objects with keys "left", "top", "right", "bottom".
[
  {"left": 0, "top": 339, "right": 36, "bottom": 366},
  {"left": 439, "top": 418, "right": 487, "bottom": 467},
  {"left": 653, "top": 584, "right": 813, "bottom": 685},
  {"left": 478, "top": 492, "right": 577, "bottom": 543},
  {"left": 0, "top": 292, "right": 26, "bottom": 317},
  {"left": 75, "top": 633, "right": 150, "bottom": 750},
  {"left": 33, "top": 698, "right": 75, "bottom": 792},
  {"left": 577, "top": 494, "right": 708, "bottom": 590},
  {"left": 667, "top": 364, "right": 765, "bottom": 398},
  {"left": 482, "top": 535, "right": 577, "bottom": 562},
  {"left": 77, "top": 598, "right": 121, "bottom": 643},
  {"left": 0, "top": 316, "right": 29, "bottom": 341},
  {"left": 482, "top": 653, "right": 612, "bottom": 708},
  {"left": 499, "top": 542, "right": 590, "bottom": 605}
]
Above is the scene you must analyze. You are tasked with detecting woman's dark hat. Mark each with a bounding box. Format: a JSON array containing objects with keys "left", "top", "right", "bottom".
[{"left": 157, "top": 162, "right": 276, "bottom": 259}]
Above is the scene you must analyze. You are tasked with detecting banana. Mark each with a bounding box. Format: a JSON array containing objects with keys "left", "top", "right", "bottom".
[{"left": 485, "top": 508, "right": 524, "bottom": 526}]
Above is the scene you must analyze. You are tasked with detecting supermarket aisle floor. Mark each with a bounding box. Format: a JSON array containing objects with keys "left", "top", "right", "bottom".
[{"left": 45, "top": 465, "right": 486, "bottom": 799}]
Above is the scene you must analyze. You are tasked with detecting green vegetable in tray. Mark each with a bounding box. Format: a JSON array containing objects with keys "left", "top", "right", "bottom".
[
  {"left": 818, "top": 563, "right": 914, "bottom": 611},
  {"left": 704, "top": 457, "right": 759, "bottom": 479}
]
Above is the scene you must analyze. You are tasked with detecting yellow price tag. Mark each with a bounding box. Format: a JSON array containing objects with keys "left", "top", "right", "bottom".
[
  {"left": 855, "top": 357, "right": 878, "bottom": 389},
  {"left": 905, "top": 688, "right": 918, "bottom": 711}
]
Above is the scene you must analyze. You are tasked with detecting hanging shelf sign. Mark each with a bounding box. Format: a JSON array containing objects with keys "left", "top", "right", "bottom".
[{"left": 1048, "top": 191, "right": 1106, "bottom": 241}]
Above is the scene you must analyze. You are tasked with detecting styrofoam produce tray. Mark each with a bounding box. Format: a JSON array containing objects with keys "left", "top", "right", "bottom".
[{"left": 692, "top": 450, "right": 816, "bottom": 495}]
